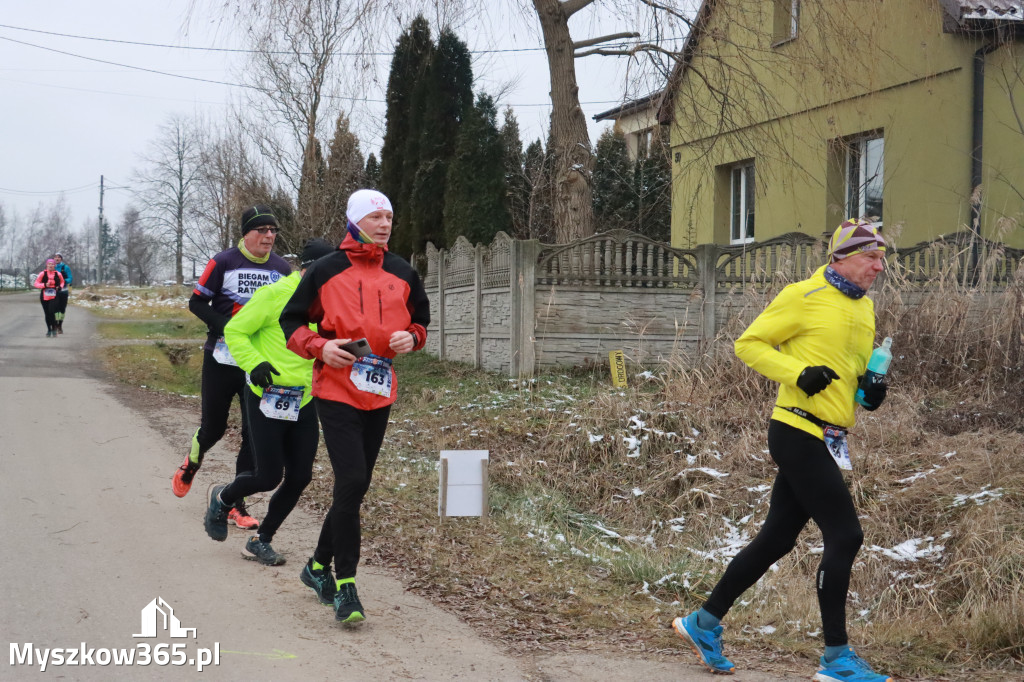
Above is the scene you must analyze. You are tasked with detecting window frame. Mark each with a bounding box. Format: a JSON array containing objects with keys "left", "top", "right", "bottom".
[
  {"left": 845, "top": 133, "right": 884, "bottom": 223},
  {"left": 730, "top": 161, "right": 756, "bottom": 245},
  {"left": 772, "top": 0, "right": 800, "bottom": 46}
]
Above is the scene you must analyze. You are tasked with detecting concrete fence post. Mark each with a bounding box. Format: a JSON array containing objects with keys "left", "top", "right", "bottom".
[
  {"left": 436, "top": 248, "right": 447, "bottom": 360},
  {"left": 697, "top": 243, "right": 719, "bottom": 344},
  {"left": 474, "top": 244, "right": 483, "bottom": 369},
  {"left": 510, "top": 239, "right": 540, "bottom": 377}
]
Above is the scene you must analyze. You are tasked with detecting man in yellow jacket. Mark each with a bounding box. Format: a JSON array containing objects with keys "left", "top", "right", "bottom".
[
  {"left": 203, "top": 238, "right": 334, "bottom": 569},
  {"left": 673, "top": 219, "right": 892, "bottom": 682}
]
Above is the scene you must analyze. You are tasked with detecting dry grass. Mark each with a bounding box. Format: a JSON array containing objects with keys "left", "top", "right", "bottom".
[{"left": 99, "top": 271, "right": 1024, "bottom": 679}]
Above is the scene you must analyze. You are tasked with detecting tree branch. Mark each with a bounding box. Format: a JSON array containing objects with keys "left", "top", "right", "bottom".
[
  {"left": 573, "top": 31, "right": 640, "bottom": 50},
  {"left": 562, "top": 0, "right": 598, "bottom": 19}
]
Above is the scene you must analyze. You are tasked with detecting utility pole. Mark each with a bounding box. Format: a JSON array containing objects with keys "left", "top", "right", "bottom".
[{"left": 97, "top": 175, "right": 105, "bottom": 283}]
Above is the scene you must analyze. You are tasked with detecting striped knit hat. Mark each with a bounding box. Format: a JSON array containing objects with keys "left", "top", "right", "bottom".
[{"left": 827, "top": 219, "right": 886, "bottom": 263}]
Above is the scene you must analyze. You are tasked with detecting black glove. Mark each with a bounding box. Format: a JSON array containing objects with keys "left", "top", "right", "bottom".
[
  {"left": 858, "top": 374, "right": 888, "bottom": 411},
  {"left": 249, "top": 361, "right": 280, "bottom": 389},
  {"left": 796, "top": 365, "right": 840, "bottom": 397}
]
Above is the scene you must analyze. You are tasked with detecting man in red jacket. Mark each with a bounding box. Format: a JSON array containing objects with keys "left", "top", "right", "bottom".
[{"left": 280, "top": 189, "right": 429, "bottom": 625}]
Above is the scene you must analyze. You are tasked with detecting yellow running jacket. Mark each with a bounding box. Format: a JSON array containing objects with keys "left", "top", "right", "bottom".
[{"left": 734, "top": 265, "right": 876, "bottom": 440}]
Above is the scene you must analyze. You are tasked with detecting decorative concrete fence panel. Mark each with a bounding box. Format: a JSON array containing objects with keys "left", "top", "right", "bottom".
[{"left": 419, "top": 229, "right": 1022, "bottom": 376}]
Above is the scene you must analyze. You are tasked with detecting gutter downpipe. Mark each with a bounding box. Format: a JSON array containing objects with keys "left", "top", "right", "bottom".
[{"left": 970, "top": 37, "right": 1000, "bottom": 282}]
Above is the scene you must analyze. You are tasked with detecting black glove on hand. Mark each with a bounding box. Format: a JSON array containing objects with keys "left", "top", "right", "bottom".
[
  {"left": 858, "top": 374, "right": 888, "bottom": 411},
  {"left": 797, "top": 365, "right": 840, "bottom": 397},
  {"left": 249, "top": 361, "right": 280, "bottom": 389}
]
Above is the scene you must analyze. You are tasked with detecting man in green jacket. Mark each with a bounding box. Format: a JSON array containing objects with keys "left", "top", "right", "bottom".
[{"left": 203, "top": 238, "right": 334, "bottom": 567}]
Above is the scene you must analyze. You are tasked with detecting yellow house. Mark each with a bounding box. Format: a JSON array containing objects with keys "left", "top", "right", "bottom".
[{"left": 661, "top": 0, "right": 1024, "bottom": 249}]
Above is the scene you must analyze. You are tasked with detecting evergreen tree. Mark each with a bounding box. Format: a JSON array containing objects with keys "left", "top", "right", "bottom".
[
  {"left": 444, "top": 94, "right": 512, "bottom": 246},
  {"left": 634, "top": 133, "right": 671, "bottom": 242},
  {"left": 500, "top": 107, "right": 529, "bottom": 239},
  {"left": 379, "top": 16, "right": 433, "bottom": 231},
  {"left": 593, "top": 129, "right": 635, "bottom": 232},
  {"left": 523, "top": 139, "right": 555, "bottom": 242},
  {"left": 98, "top": 216, "right": 119, "bottom": 282},
  {"left": 406, "top": 27, "right": 474, "bottom": 255},
  {"left": 364, "top": 153, "right": 381, "bottom": 190},
  {"left": 325, "top": 112, "right": 365, "bottom": 240},
  {"left": 296, "top": 138, "right": 327, "bottom": 243}
]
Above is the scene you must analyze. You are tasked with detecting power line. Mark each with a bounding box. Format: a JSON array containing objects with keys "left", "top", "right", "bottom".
[
  {"left": 0, "top": 34, "right": 625, "bottom": 107},
  {"left": 0, "top": 182, "right": 99, "bottom": 196},
  {"left": 0, "top": 22, "right": 550, "bottom": 56}
]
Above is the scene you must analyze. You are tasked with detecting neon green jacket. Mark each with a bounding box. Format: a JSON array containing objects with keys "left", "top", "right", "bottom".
[
  {"left": 224, "top": 271, "right": 314, "bottom": 408},
  {"left": 734, "top": 265, "right": 875, "bottom": 440}
]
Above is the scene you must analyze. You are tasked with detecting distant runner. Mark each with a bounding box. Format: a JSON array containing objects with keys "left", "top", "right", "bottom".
[
  {"left": 33, "top": 259, "right": 65, "bottom": 338},
  {"left": 172, "top": 204, "right": 291, "bottom": 531},
  {"left": 53, "top": 252, "right": 72, "bottom": 334}
]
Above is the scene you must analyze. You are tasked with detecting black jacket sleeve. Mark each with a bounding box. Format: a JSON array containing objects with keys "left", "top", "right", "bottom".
[{"left": 188, "top": 293, "right": 229, "bottom": 338}]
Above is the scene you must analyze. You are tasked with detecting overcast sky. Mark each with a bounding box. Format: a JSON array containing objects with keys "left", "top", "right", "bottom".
[{"left": 0, "top": 1, "right": 677, "bottom": 238}]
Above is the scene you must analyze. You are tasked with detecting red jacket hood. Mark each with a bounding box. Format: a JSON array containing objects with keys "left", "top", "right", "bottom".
[{"left": 339, "top": 232, "right": 387, "bottom": 264}]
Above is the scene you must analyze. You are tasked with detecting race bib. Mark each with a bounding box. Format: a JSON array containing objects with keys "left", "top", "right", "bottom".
[
  {"left": 44, "top": 288, "right": 56, "bottom": 298},
  {"left": 823, "top": 425, "right": 852, "bottom": 471},
  {"left": 350, "top": 354, "right": 393, "bottom": 397},
  {"left": 213, "top": 337, "right": 238, "bottom": 366},
  {"left": 259, "top": 385, "right": 304, "bottom": 421}
]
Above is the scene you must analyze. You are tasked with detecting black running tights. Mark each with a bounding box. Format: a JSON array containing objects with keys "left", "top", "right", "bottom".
[
  {"left": 196, "top": 350, "right": 254, "bottom": 477},
  {"left": 703, "top": 420, "right": 864, "bottom": 646},
  {"left": 312, "top": 399, "right": 391, "bottom": 580},
  {"left": 220, "top": 392, "right": 319, "bottom": 542}
]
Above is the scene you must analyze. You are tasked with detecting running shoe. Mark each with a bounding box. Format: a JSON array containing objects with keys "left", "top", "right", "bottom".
[
  {"left": 172, "top": 429, "right": 202, "bottom": 497},
  {"left": 243, "top": 536, "right": 286, "bottom": 566},
  {"left": 672, "top": 612, "right": 735, "bottom": 674},
  {"left": 203, "top": 484, "right": 229, "bottom": 542},
  {"left": 228, "top": 503, "right": 259, "bottom": 530},
  {"left": 334, "top": 582, "right": 365, "bottom": 625},
  {"left": 300, "top": 559, "right": 337, "bottom": 605},
  {"left": 814, "top": 648, "right": 892, "bottom": 682}
]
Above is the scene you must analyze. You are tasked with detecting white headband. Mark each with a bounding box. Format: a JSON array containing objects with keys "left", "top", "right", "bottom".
[{"left": 346, "top": 189, "right": 393, "bottom": 225}]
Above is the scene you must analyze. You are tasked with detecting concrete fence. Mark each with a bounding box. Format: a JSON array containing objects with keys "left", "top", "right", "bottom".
[{"left": 420, "top": 229, "right": 1023, "bottom": 376}]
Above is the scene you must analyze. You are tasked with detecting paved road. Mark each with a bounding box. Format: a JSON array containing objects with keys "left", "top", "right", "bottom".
[{"left": 0, "top": 292, "right": 796, "bottom": 681}]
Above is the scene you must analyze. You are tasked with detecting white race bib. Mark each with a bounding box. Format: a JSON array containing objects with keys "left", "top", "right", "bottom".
[
  {"left": 350, "top": 354, "right": 393, "bottom": 397},
  {"left": 213, "top": 337, "right": 238, "bottom": 366},
  {"left": 44, "top": 288, "right": 56, "bottom": 298},
  {"left": 823, "top": 425, "right": 852, "bottom": 471},
  {"left": 258, "top": 385, "right": 304, "bottom": 421}
]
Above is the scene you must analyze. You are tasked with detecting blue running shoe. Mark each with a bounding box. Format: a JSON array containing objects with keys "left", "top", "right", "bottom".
[
  {"left": 203, "top": 484, "right": 229, "bottom": 542},
  {"left": 814, "top": 648, "right": 892, "bottom": 682},
  {"left": 672, "top": 612, "right": 735, "bottom": 674}
]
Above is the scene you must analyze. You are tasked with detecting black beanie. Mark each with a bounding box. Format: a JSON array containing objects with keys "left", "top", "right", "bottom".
[
  {"left": 240, "top": 205, "right": 279, "bottom": 234},
  {"left": 300, "top": 238, "right": 335, "bottom": 268}
]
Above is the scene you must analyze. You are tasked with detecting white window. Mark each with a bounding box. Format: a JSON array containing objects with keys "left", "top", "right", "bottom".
[
  {"left": 773, "top": 0, "right": 800, "bottom": 44},
  {"left": 730, "top": 162, "right": 755, "bottom": 244},
  {"left": 846, "top": 135, "right": 884, "bottom": 222}
]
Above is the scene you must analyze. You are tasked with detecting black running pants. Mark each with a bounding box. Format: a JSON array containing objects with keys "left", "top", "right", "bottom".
[
  {"left": 39, "top": 294, "right": 57, "bottom": 331},
  {"left": 703, "top": 420, "right": 864, "bottom": 646},
  {"left": 196, "top": 350, "right": 254, "bottom": 477},
  {"left": 56, "top": 289, "right": 69, "bottom": 317},
  {"left": 312, "top": 398, "right": 391, "bottom": 580},
  {"left": 220, "top": 391, "right": 319, "bottom": 542}
]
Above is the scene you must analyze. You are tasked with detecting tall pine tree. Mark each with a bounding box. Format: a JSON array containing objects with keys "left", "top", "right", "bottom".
[
  {"left": 325, "top": 112, "right": 365, "bottom": 241},
  {"left": 405, "top": 26, "right": 474, "bottom": 255},
  {"left": 444, "top": 94, "right": 512, "bottom": 246},
  {"left": 592, "top": 129, "right": 635, "bottom": 232},
  {"left": 379, "top": 16, "right": 433, "bottom": 236},
  {"left": 364, "top": 153, "right": 381, "bottom": 190},
  {"left": 500, "top": 108, "right": 529, "bottom": 239},
  {"left": 523, "top": 139, "right": 555, "bottom": 242}
]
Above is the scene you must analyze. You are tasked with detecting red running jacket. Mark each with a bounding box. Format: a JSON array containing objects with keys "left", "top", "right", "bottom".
[{"left": 280, "top": 233, "right": 430, "bottom": 410}]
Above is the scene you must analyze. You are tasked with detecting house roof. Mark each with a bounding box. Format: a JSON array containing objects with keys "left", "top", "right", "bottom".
[
  {"left": 940, "top": 0, "right": 1023, "bottom": 26},
  {"left": 593, "top": 90, "right": 665, "bottom": 122},
  {"left": 657, "top": 0, "right": 1023, "bottom": 125}
]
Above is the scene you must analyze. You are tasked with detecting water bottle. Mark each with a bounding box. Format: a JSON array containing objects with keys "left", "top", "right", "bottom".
[{"left": 855, "top": 337, "right": 892, "bottom": 406}]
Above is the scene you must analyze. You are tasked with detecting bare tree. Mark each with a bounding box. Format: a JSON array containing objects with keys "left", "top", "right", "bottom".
[
  {"left": 134, "top": 115, "right": 204, "bottom": 285},
  {"left": 117, "top": 206, "right": 162, "bottom": 285}
]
